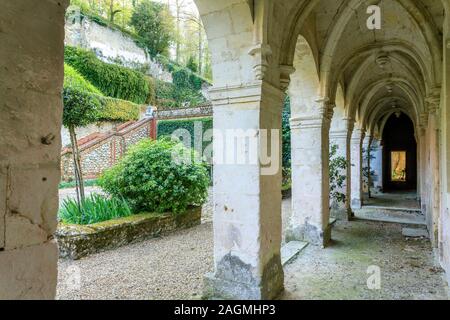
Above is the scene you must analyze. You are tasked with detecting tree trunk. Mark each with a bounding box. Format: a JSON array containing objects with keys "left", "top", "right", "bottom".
[
  {"left": 109, "top": 0, "right": 115, "bottom": 23},
  {"left": 176, "top": 0, "right": 180, "bottom": 64},
  {"left": 69, "top": 125, "right": 85, "bottom": 205},
  {"left": 198, "top": 17, "right": 202, "bottom": 75}
]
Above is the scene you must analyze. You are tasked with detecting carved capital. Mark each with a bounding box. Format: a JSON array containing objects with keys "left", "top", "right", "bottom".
[
  {"left": 279, "top": 65, "right": 296, "bottom": 91},
  {"left": 419, "top": 112, "right": 429, "bottom": 129},
  {"left": 248, "top": 43, "right": 272, "bottom": 81}
]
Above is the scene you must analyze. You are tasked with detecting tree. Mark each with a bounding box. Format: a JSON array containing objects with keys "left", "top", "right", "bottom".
[
  {"left": 186, "top": 55, "right": 198, "bottom": 72},
  {"left": 104, "top": 0, "right": 122, "bottom": 23},
  {"left": 63, "top": 65, "right": 102, "bottom": 206},
  {"left": 130, "top": 0, "right": 175, "bottom": 57},
  {"left": 329, "top": 144, "right": 348, "bottom": 208}
]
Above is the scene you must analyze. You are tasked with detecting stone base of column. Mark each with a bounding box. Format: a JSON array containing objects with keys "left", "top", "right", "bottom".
[
  {"left": 331, "top": 208, "right": 354, "bottom": 221},
  {"left": 351, "top": 199, "right": 362, "bottom": 210},
  {"left": 286, "top": 222, "right": 332, "bottom": 247},
  {"left": 203, "top": 254, "right": 284, "bottom": 300},
  {"left": 0, "top": 240, "right": 58, "bottom": 299}
]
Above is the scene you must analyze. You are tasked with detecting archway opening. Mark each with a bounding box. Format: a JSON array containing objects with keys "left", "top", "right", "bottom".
[{"left": 382, "top": 112, "right": 417, "bottom": 192}]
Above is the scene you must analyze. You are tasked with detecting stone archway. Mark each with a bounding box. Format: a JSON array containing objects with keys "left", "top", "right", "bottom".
[{"left": 382, "top": 113, "right": 418, "bottom": 191}]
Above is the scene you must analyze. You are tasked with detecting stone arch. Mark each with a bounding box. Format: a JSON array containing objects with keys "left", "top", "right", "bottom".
[
  {"left": 193, "top": 0, "right": 255, "bottom": 87},
  {"left": 349, "top": 77, "right": 423, "bottom": 125},
  {"left": 329, "top": 41, "right": 432, "bottom": 103},
  {"left": 319, "top": 0, "right": 443, "bottom": 98},
  {"left": 288, "top": 34, "right": 321, "bottom": 117}
]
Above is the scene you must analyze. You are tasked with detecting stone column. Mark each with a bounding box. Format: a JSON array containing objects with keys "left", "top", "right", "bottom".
[
  {"left": 203, "top": 82, "right": 285, "bottom": 300},
  {"left": 362, "top": 135, "right": 372, "bottom": 198},
  {"left": 419, "top": 113, "right": 428, "bottom": 212},
  {"left": 0, "top": 0, "right": 68, "bottom": 299},
  {"left": 287, "top": 100, "right": 333, "bottom": 247},
  {"left": 329, "top": 118, "right": 354, "bottom": 220},
  {"left": 351, "top": 128, "right": 365, "bottom": 209},
  {"left": 371, "top": 138, "right": 383, "bottom": 193},
  {"left": 427, "top": 98, "right": 441, "bottom": 248}
]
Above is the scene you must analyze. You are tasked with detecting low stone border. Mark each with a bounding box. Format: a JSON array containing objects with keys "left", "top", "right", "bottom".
[{"left": 56, "top": 207, "right": 201, "bottom": 260}]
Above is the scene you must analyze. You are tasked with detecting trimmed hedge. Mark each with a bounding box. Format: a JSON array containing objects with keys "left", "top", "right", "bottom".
[
  {"left": 157, "top": 117, "right": 213, "bottom": 150},
  {"left": 64, "top": 63, "right": 102, "bottom": 95},
  {"left": 63, "top": 64, "right": 141, "bottom": 123},
  {"left": 98, "top": 96, "right": 140, "bottom": 122},
  {"left": 65, "top": 46, "right": 151, "bottom": 104}
]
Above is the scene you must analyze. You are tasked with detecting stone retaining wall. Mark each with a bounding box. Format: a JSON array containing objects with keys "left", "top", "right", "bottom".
[
  {"left": 61, "top": 118, "right": 156, "bottom": 181},
  {"left": 155, "top": 104, "right": 213, "bottom": 120},
  {"left": 56, "top": 207, "right": 201, "bottom": 260}
]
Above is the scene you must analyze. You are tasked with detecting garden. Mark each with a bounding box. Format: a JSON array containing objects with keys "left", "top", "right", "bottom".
[{"left": 57, "top": 138, "right": 210, "bottom": 259}]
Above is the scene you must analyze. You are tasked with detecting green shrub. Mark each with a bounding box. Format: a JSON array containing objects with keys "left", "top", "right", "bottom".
[
  {"left": 157, "top": 117, "right": 213, "bottom": 150},
  {"left": 65, "top": 46, "right": 150, "bottom": 104},
  {"left": 59, "top": 194, "right": 132, "bottom": 225},
  {"left": 155, "top": 79, "right": 206, "bottom": 108},
  {"left": 98, "top": 96, "right": 140, "bottom": 122},
  {"left": 64, "top": 63, "right": 102, "bottom": 95},
  {"left": 98, "top": 139, "right": 210, "bottom": 214},
  {"left": 329, "top": 144, "right": 347, "bottom": 206},
  {"left": 282, "top": 96, "right": 291, "bottom": 170},
  {"left": 62, "top": 86, "right": 102, "bottom": 128}
]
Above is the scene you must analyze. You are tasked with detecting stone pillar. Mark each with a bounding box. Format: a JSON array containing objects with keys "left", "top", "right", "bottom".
[
  {"left": 362, "top": 135, "right": 372, "bottom": 198},
  {"left": 419, "top": 113, "right": 428, "bottom": 212},
  {"left": 287, "top": 100, "right": 333, "bottom": 247},
  {"left": 427, "top": 98, "right": 441, "bottom": 248},
  {"left": 0, "top": 0, "right": 68, "bottom": 299},
  {"left": 329, "top": 118, "right": 354, "bottom": 220},
  {"left": 371, "top": 139, "right": 383, "bottom": 193},
  {"left": 203, "top": 82, "right": 285, "bottom": 300},
  {"left": 351, "top": 128, "right": 365, "bottom": 209}
]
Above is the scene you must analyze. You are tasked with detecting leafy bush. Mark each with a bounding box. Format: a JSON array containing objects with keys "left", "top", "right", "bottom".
[
  {"left": 99, "top": 139, "right": 210, "bottom": 214},
  {"left": 62, "top": 86, "right": 102, "bottom": 128},
  {"left": 282, "top": 96, "right": 291, "bottom": 170},
  {"left": 65, "top": 46, "right": 151, "bottom": 104},
  {"left": 329, "top": 144, "right": 348, "bottom": 207},
  {"left": 155, "top": 79, "right": 206, "bottom": 108},
  {"left": 157, "top": 117, "right": 213, "bottom": 150},
  {"left": 59, "top": 194, "right": 132, "bottom": 225}
]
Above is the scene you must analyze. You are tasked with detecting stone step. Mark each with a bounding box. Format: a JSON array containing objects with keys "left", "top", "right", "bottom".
[
  {"left": 402, "top": 227, "right": 429, "bottom": 238},
  {"left": 281, "top": 241, "right": 308, "bottom": 266},
  {"left": 354, "top": 207, "right": 426, "bottom": 227}
]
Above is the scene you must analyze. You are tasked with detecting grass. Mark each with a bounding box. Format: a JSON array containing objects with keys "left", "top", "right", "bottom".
[
  {"left": 59, "top": 179, "right": 98, "bottom": 189},
  {"left": 59, "top": 194, "right": 132, "bottom": 225}
]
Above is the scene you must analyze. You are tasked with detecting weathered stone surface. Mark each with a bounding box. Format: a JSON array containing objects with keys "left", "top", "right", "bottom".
[
  {"left": 56, "top": 207, "right": 201, "bottom": 260},
  {"left": 204, "top": 254, "right": 284, "bottom": 300},
  {"left": 286, "top": 222, "right": 332, "bottom": 248},
  {"left": 0, "top": 167, "right": 6, "bottom": 249},
  {"left": 0, "top": 241, "right": 58, "bottom": 300},
  {"left": 281, "top": 241, "right": 308, "bottom": 265}
]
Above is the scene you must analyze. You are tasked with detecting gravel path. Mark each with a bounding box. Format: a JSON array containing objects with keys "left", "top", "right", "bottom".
[{"left": 57, "top": 189, "right": 448, "bottom": 300}]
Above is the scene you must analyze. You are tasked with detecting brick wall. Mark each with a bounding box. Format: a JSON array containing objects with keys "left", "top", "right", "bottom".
[{"left": 61, "top": 118, "right": 156, "bottom": 181}]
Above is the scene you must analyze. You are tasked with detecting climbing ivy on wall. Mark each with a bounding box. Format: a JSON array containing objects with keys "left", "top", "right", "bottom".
[
  {"left": 65, "top": 46, "right": 151, "bottom": 104},
  {"left": 157, "top": 117, "right": 213, "bottom": 150},
  {"left": 155, "top": 79, "right": 206, "bottom": 109}
]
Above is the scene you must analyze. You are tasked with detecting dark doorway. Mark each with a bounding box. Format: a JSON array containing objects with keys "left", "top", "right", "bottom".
[{"left": 382, "top": 113, "right": 417, "bottom": 191}]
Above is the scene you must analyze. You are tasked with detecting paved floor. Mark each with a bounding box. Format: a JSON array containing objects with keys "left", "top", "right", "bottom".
[
  {"left": 57, "top": 190, "right": 448, "bottom": 300},
  {"left": 283, "top": 219, "right": 447, "bottom": 300},
  {"left": 364, "top": 191, "right": 420, "bottom": 209}
]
